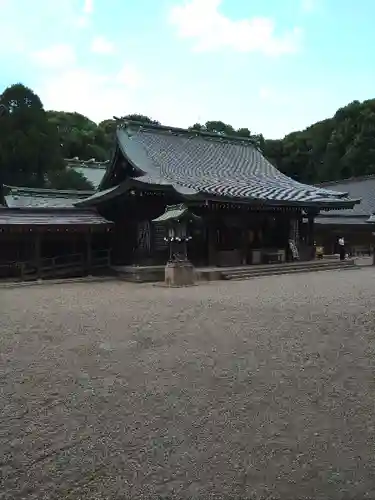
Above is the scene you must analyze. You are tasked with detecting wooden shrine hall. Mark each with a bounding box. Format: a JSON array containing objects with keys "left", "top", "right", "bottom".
[
  {"left": 0, "top": 186, "right": 113, "bottom": 280},
  {"left": 74, "top": 120, "right": 359, "bottom": 269}
]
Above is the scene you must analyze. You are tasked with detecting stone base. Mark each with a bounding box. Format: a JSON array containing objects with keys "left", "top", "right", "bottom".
[{"left": 165, "top": 261, "right": 195, "bottom": 287}]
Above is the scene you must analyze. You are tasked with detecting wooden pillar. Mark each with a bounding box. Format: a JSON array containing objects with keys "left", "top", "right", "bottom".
[
  {"left": 207, "top": 224, "right": 217, "bottom": 266},
  {"left": 307, "top": 216, "right": 314, "bottom": 245},
  {"left": 307, "top": 216, "right": 315, "bottom": 260},
  {"left": 86, "top": 231, "right": 92, "bottom": 275},
  {"left": 35, "top": 232, "right": 41, "bottom": 279}
]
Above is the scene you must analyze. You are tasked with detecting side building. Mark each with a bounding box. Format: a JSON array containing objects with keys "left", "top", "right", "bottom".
[
  {"left": 314, "top": 176, "right": 375, "bottom": 255},
  {"left": 75, "top": 120, "right": 359, "bottom": 267},
  {"left": 0, "top": 185, "right": 113, "bottom": 279}
]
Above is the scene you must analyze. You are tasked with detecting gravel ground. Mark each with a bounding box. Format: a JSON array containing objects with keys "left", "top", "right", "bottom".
[{"left": 1, "top": 268, "right": 375, "bottom": 499}]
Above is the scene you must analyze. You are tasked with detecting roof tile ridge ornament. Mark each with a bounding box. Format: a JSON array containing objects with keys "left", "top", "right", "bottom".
[
  {"left": 65, "top": 157, "right": 109, "bottom": 168},
  {"left": 5, "top": 184, "right": 95, "bottom": 197},
  {"left": 113, "top": 116, "right": 259, "bottom": 147}
]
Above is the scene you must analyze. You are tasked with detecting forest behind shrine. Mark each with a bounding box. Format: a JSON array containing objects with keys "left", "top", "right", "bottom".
[{"left": 1, "top": 82, "right": 374, "bottom": 191}]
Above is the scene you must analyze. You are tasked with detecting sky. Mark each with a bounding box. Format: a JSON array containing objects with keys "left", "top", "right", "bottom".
[{"left": 0, "top": 0, "right": 374, "bottom": 139}]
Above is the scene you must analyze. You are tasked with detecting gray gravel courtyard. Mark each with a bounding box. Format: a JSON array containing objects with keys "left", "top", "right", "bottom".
[{"left": 1, "top": 268, "right": 375, "bottom": 499}]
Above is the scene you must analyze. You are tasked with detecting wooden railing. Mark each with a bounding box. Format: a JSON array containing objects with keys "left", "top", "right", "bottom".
[
  {"left": 91, "top": 249, "right": 111, "bottom": 268},
  {"left": 0, "top": 249, "right": 111, "bottom": 281}
]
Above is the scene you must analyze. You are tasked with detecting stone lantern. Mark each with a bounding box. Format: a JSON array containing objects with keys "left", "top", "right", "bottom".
[{"left": 153, "top": 204, "right": 200, "bottom": 286}]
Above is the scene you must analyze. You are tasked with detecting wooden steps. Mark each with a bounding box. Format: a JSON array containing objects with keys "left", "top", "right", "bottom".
[
  {"left": 221, "top": 259, "right": 355, "bottom": 281},
  {"left": 113, "top": 259, "right": 356, "bottom": 283}
]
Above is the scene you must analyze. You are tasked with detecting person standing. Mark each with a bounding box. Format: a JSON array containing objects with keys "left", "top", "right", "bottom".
[{"left": 338, "top": 236, "right": 345, "bottom": 261}]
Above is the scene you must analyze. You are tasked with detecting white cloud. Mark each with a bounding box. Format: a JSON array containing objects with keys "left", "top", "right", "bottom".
[
  {"left": 116, "top": 64, "right": 142, "bottom": 88},
  {"left": 34, "top": 63, "right": 207, "bottom": 130},
  {"left": 36, "top": 64, "right": 143, "bottom": 122},
  {"left": 258, "top": 86, "right": 293, "bottom": 106},
  {"left": 301, "top": 0, "right": 315, "bottom": 12},
  {"left": 91, "top": 36, "right": 115, "bottom": 54},
  {"left": 75, "top": 0, "right": 94, "bottom": 28},
  {"left": 83, "top": 0, "right": 93, "bottom": 14},
  {"left": 259, "top": 87, "right": 273, "bottom": 100},
  {"left": 75, "top": 16, "right": 89, "bottom": 28},
  {"left": 169, "top": 0, "right": 302, "bottom": 56},
  {"left": 31, "top": 44, "right": 76, "bottom": 69},
  {"left": 34, "top": 63, "right": 320, "bottom": 139}
]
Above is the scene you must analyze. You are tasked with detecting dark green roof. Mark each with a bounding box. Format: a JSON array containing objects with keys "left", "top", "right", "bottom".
[
  {"left": 3, "top": 185, "right": 94, "bottom": 208},
  {"left": 152, "top": 204, "right": 200, "bottom": 223},
  {"left": 314, "top": 215, "right": 369, "bottom": 226},
  {"left": 65, "top": 158, "right": 108, "bottom": 188},
  {"left": 0, "top": 207, "right": 112, "bottom": 228},
  {"left": 96, "top": 121, "right": 359, "bottom": 209},
  {"left": 316, "top": 176, "right": 375, "bottom": 217}
]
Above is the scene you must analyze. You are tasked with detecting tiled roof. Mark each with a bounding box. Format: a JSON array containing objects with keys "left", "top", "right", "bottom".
[
  {"left": 3, "top": 185, "right": 94, "bottom": 208},
  {"left": 75, "top": 185, "right": 123, "bottom": 207},
  {"left": 111, "top": 122, "right": 358, "bottom": 208},
  {"left": 0, "top": 207, "right": 112, "bottom": 227},
  {"left": 313, "top": 215, "right": 368, "bottom": 226},
  {"left": 153, "top": 203, "right": 200, "bottom": 223},
  {"left": 65, "top": 158, "right": 109, "bottom": 168},
  {"left": 71, "top": 166, "right": 106, "bottom": 188},
  {"left": 65, "top": 159, "right": 108, "bottom": 189},
  {"left": 316, "top": 176, "right": 375, "bottom": 217},
  {"left": 66, "top": 158, "right": 108, "bottom": 188},
  {"left": 153, "top": 204, "right": 188, "bottom": 223}
]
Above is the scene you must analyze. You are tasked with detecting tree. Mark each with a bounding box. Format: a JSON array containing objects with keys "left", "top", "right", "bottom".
[
  {"left": 0, "top": 83, "right": 63, "bottom": 187},
  {"left": 203, "top": 120, "right": 236, "bottom": 135},
  {"left": 188, "top": 122, "right": 263, "bottom": 148},
  {"left": 236, "top": 127, "right": 252, "bottom": 138},
  {"left": 47, "top": 110, "right": 108, "bottom": 162},
  {"left": 189, "top": 122, "right": 204, "bottom": 132},
  {"left": 122, "top": 113, "right": 160, "bottom": 125},
  {"left": 262, "top": 98, "right": 375, "bottom": 183}
]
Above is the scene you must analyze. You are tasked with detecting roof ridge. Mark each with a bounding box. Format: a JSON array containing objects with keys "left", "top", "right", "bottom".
[
  {"left": 318, "top": 213, "right": 366, "bottom": 217},
  {"left": 116, "top": 119, "right": 259, "bottom": 146},
  {"left": 65, "top": 158, "right": 109, "bottom": 168},
  {"left": 3, "top": 185, "right": 94, "bottom": 196},
  {"left": 0, "top": 206, "right": 97, "bottom": 212}
]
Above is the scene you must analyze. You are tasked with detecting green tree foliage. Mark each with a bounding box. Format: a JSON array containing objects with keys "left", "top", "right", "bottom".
[
  {"left": 263, "top": 99, "right": 375, "bottom": 183},
  {"left": 47, "top": 110, "right": 108, "bottom": 162},
  {"left": 122, "top": 113, "right": 160, "bottom": 125},
  {"left": 188, "top": 120, "right": 264, "bottom": 147},
  {"left": 0, "top": 83, "right": 64, "bottom": 187},
  {"left": 97, "top": 119, "right": 117, "bottom": 150}
]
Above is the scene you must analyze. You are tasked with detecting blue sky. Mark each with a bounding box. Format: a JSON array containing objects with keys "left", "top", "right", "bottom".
[{"left": 0, "top": 0, "right": 374, "bottom": 138}]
